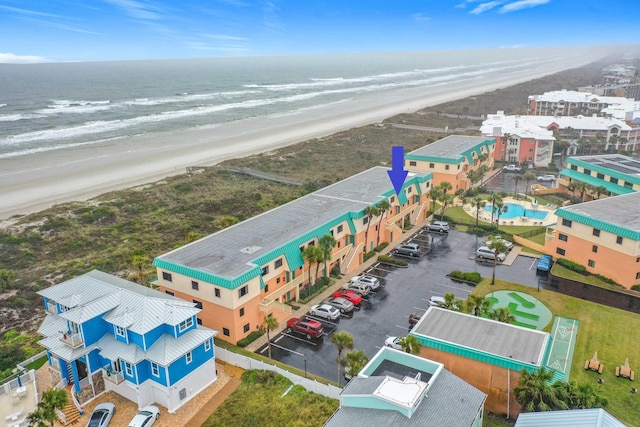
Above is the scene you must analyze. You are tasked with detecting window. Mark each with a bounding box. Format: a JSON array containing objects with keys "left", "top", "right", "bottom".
[
  {"left": 588, "top": 260, "right": 596, "bottom": 268},
  {"left": 162, "top": 271, "right": 172, "bottom": 282},
  {"left": 115, "top": 325, "right": 126, "bottom": 337},
  {"left": 624, "top": 181, "right": 633, "bottom": 189},
  {"left": 193, "top": 300, "right": 203, "bottom": 309},
  {"left": 165, "top": 290, "right": 174, "bottom": 296},
  {"left": 593, "top": 228, "right": 600, "bottom": 237},
  {"left": 124, "top": 362, "right": 133, "bottom": 377},
  {"left": 457, "top": 164, "right": 461, "bottom": 170},
  {"left": 558, "top": 234, "right": 568, "bottom": 242},
  {"left": 617, "top": 236, "right": 624, "bottom": 245},
  {"left": 597, "top": 173, "right": 604, "bottom": 179},
  {"left": 445, "top": 165, "right": 450, "bottom": 170},
  {"left": 556, "top": 248, "right": 566, "bottom": 256},
  {"left": 636, "top": 272, "right": 640, "bottom": 279},
  {"left": 223, "top": 328, "right": 230, "bottom": 337},
  {"left": 390, "top": 196, "right": 395, "bottom": 203},
  {"left": 274, "top": 258, "right": 283, "bottom": 269},
  {"left": 637, "top": 257, "right": 640, "bottom": 263},
  {"left": 179, "top": 317, "right": 194, "bottom": 332},
  {"left": 238, "top": 285, "right": 249, "bottom": 298},
  {"left": 337, "top": 225, "right": 343, "bottom": 233},
  {"left": 205, "top": 339, "right": 211, "bottom": 351},
  {"left": 243, "top": 323, "right": 250, "bottom": 333},
  {"left": 186, "top": 351, "right": 192, "bottom": 364},
  {"left": 197, "top": 318, "right": 202, "bottom": 325},
  {"left": 151, "top": 362, "right": 159, "bottom": 377},
  {"left": 583, "top": 169, "right": 591, "bottom": 176},
  {"left": 429, "top": 163, "right": 435, "bottom": 168},
  {"left": 409, "top": 161, "right": 417, "bottom": 166},
  {"left": 407, "top": 186, "right": 412, "bottom": 193},
  {"left": 562, "top": 219, "right": 572, "bottom": 227},
  {"left": 592, "top": 245, "right": 598, "bottom": 253},
  {"left": 265, "top": 285, "right": 269, "bottom": 293},
  {"left": 215, "top": 288, "right": 221, "bottom": 298},
  {"left": 363, "top": 217, "right": 369, "bottom": 225},
  {"left": 570, "top": 164, "right": 578, "bottom": 170},
  {"left": 610, "top": 177, "right": 618, "bottom": 184},
  {"left": 191, "top": 281, "right": 199, "bottom": 291},
  {"left": 261, "top": 266, "right": 269, "bottom": 276},
  {"left": 239, "top": 308, "right": 245, "bottom": 317}
]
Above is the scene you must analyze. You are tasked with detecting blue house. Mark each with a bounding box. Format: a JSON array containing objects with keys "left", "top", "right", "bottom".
[{"left": 37, "top": 270, "right": 217, "bottom": 413}]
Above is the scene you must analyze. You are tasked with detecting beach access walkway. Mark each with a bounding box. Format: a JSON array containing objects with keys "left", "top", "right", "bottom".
[{"left": 187, "top": 165, "right": 302, "bottom": 186}]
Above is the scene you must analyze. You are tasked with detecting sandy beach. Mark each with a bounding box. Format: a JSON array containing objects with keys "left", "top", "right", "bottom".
[{"left": 0, "top": 58, "right": 595, "bottom": 220}]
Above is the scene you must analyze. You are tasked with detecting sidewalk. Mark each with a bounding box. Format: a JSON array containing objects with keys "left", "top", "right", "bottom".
[{"left": 245, "top": 219, "right": 431, "bottom": 353}]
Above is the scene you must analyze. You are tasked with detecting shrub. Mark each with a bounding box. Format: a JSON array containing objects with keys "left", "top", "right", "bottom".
[
  {"left": 330, "top": 264, "right": 342, "bottom": 278},
  {"left": 632, "top": 284, "right": 640, "bottom": 292},
  {"left": 557, "top": 258, "right": 586, "bottom": 274},
  {"left": 593, "top": 274, "right": 621, "bottom": 287},
  {"left": 236, "top": 330, "right": 264, "bottom": 348},
  {"left": 363, "top": 251, "right": 376, "bottom": 261},
  {"left": 374, "top": 242, "right": 389, "bottom": 252},
  {"left": 378, "top": 255, "right": 408, "bottom": 267},
  {"left": 449, "top": 270, "right": 482, "bottom": 284}
]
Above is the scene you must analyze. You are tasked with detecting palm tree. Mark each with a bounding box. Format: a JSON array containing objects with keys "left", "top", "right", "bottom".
[
  {"left": 399, "top": 335, "right": 421, "bottom": 355},
  {"left": 441, "top": 292, "right": 463, "bottom": 311},
  {"left": 494, "top": 202, "right": 509, "bottom": 231},
  {"left": 501, "top": 132, "right": 512, "bottom": 161},
  {"left": 375, "top": 199, "right": 391, "bottom": 245},
  {"left": 344, "top": 349, "right": 369, "bottom": 381},
  {"left": 466, "top": 169, "right": 480, "bottom": 188},
  {"left": 514, "top": 367, "right": 569, "bottom": 412},
  {"left": 262, "top": 316, "right": 279, "bottom": 359},
  {"left": 593, "top": 185, "right": 608, "bottom": 199},
  {"left": 429, "top": 187, "right": 442, "bottom": 216},
  {"left": 522, "top": 172, "right": 536, "bottom": 196},
  {"left": 469, "top": 196, "right": 486, "bottom": 228},
  {"left": 28, "top": 389, "right": 68, "bottom": 427},
  {"left": 490, "top": 306, "right": 515, "bottom": 323},
  {"left": 318, "top": 234, "right": 336, "bottom": 278},
  {"left": 464, "top": 295, "right": 492, "bottom": 317},
  {"left": 513, "top": 174, "right": 524, "bottom": 198},
  {"left": 363, "top": 205, "right": 379, "bottom": 252},
  {"left": 488, "top": 193, "right": 502, "bottom": 225},
  {"left": 439, "top": 181, "right": 453, "bottom": 196},
  {"left": 564, "top": 381, "right": 608, "bottom": 409},
  {"left": 331, "top": 331, "right": 354, "bottom": 386},
  {"left": 0, "top": 269, "right": 16, "bottom": 292},
  {"left": 567, "top": 181, "right": 578, "bottom": 198},
  {"left": 575, "top": 181, "right": 588, "bottom": 201},
  {"left": 302, "top": 245, "right": 322, "bottom": 286},
  {"left": 488, "top": 239, "right": 508, "bottom": 285},
  {"left": 477, "top": 165, "right": 490, "bottom": 188},
  {"left": 131, "top": 255, "right": 149, "bottom": 285},
  {"left": 438, "top": 193, "right": 454, "bottom": 221}
]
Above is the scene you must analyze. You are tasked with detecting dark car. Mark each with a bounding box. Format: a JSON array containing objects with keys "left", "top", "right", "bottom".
[
  {"left": 408, "top": 312, "right": 422, "bottom": 329},
  {"left": 286, "top": 317, "right": 324, "bottom": 339}
]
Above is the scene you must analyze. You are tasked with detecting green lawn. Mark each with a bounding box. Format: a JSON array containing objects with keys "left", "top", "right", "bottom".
[
  {"left": 445, "top": 206, "right": 541, "bottom": 235},
  {"left": 551, "top": 264, "right": 623, "bottom": 290},
  {"left": 24, "top": 354, "right": 48, "bottom": 370},
  {"left": 203, "top": 370, "right": 338, "bottom": 427},
  {"left": 473, "top": 280, "right": 640, "bottom": 426}
]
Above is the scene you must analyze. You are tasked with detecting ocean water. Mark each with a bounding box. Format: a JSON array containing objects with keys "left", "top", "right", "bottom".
[{"left": 0, "top": 47, "right": 604, "bottom": 160}]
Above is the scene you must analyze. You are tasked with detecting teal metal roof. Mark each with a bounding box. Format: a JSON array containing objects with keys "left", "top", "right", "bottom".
[
  {"left": 405, "top": 135, "right": 495, "bottom": 165},
  {"left": 559, "top": 169, "right": 635, "bottom": 196},
  {"left": 153, "top": 258, "right": 263, "bottom": 290},
  {"left": 567, "top": 155, "right": 640, "bottom": 186}
]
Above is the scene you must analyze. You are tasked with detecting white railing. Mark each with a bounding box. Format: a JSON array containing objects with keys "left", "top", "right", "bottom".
[
  {"left": 101, "top": 368, "right": 125, "bottom": 385},
  {"left": 71, "top": 389, "right": 82, "bottom": 413},
  {"left": 56, "top": 408, "right": 67, "bottom": 425},
  {"left": 216, "top": 346, "right": 341, "bottom": 399},
  {"left": 0, "top": 369, "right": 36, "bottom": 397},
  {"left": 17, "top": 351, "right": 47, "bottom": 371},
  {"left": 59, "top": 332, "right": 84, "bottom": 348},
  {"left": 54, "top": 377, "right": 69, "bottom": 391}
]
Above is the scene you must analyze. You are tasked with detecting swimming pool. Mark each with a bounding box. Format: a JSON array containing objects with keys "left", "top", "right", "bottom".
[{"left": 484, "top": 203, "right": 548, "bottom": 220}]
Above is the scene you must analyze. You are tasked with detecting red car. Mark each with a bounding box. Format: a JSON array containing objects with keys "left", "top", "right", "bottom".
[
  {"left": 332, "top": 289, "right": 362, "bottom": 306},
  {"left": 286, "top": 317, "right": 324, "bottom": 339}
]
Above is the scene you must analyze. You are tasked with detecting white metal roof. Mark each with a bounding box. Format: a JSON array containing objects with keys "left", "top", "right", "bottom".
[
  {"left": 481, "top": 113, "right": 555, "bottom": 140},
  {"left": 529, "top": 90, "right": 633, "bottom": 105},
  {"left": 515, "top": 408, "right": 625, "bottom": 427}
]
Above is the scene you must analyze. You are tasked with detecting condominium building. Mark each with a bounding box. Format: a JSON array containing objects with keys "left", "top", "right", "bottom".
[
  {"left": 545, "top": 192, "right": 640, "bottom": 288},
  {"left": 528, "top": 90, "right": 633, "bottom": 117},
  {"left": 404, "top": 135, "right": 496, "bottom": 191},
  {"left": 154, "top": 166, "right": 433, "bottom": 344},
  {"left": 559, "top": 155, "right": 640, "bottom": 199}
]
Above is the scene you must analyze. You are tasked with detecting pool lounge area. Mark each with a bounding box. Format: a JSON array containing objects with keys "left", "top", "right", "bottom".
[{"left": 464, "top": 197, "right": 558, "bottom": 227}]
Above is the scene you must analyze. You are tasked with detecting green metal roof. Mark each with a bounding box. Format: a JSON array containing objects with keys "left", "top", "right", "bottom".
[
  {"left": 153, "top": 258, "right": 263, "bottom": 290},
  {"left": 555, "top": 207, "right": 640, "bottom": 240},
  {"left": 405, "top": 154, "right": 463, "bottom": 164},
  {"left": 559, "top": 168, "right": 635, "bottom": 196},
  {"left": 567, "top": 157, "right": 640, "bottom": 186}
]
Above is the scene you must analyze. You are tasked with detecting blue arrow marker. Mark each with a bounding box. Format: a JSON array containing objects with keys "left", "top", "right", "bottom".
[{"left": 387, "top": 146, "right": 408, "bottom": 195}]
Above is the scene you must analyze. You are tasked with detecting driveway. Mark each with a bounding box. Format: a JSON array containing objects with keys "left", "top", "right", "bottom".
[{"left": 256, "top": 228, "right": 543, "bottom": 382}]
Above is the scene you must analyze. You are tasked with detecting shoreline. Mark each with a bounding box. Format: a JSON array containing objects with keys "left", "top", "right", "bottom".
[{"left": 0, "top": 58, "right": 597, "bottom": 220}]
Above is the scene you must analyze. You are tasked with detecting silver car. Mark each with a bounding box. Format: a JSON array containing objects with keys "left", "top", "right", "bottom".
[
  {"left": 309, "top": 303, "right": 341, "bottom": 320},
  {"left": 128, "top": 406, "right": 159, "bottom": 427},
  {"left": 349, "top": 275, "right": 380, "bottom": 290},
  {"left": 87, "top": 403, "right": 115, "bottom": 427},
  {"left": 323, "top": 297, "right": 355, "bottom": 313}
]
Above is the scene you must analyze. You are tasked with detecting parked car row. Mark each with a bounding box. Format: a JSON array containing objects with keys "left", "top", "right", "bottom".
[{"left": 85, "top": 403, "right": 159, "bottom": 427}]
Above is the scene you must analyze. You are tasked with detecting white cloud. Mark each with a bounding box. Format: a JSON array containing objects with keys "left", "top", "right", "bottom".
[
  {"left": 412, "top": 13, "right": 431, "bottom": 22},
  {"left": 201, "top": 33, "right": 248, "bottom": 42},
  {"left": 263, "top": 1, "right": 284, "bottom": 32},
  {"left": 0, "top": 53, "right": 49, "bottom": 64},
  {"left": 0, "top": 5, "right": 62, "bottom": 18},
  {"left": 499, "top": 0, "right": 550, "bottom": 13},
  {"left": 470, "top": 1, "right": 502, "bottom": 14},
  {"left": 103, "top": 0, "right": 163, "bottom": 20}
]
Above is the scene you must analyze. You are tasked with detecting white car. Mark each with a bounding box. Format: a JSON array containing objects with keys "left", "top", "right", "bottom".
[
  {"left": 426, "top": 221, "right": 450, "bottom": 232},
  {"left": 503, "top": 164, "right": 522, "bottom": 173},
  {"left": 537, "top": 174, "right": 556, "bottom": 182},
  {"left": 428, "top": 296, "right": 446, "bottom": 307},
  {"left": 476, "top": 246, "right": 506, "bottom": 262},
  {"left": 128, "top": 406, "right": 159, "bottom": 427},
  {"left": 86, "top": 403, "right": 115, "bottom": 427},
  {"left": 385, "top": 336, "right": 402, "bottom": 350},
  {"left": 350, "top": 275, "right": 380, "bottom": 290},
  {"left": 309, "top": 303, "right": 341, "bottom": 320},
  {"left": 483, "top": 235, "right": 514, "bottom": 250}
]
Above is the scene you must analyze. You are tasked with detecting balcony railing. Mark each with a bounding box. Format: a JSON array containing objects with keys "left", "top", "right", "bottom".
[
  {"left": 46, "top": 301, "right": 58, "bottom": 314},
  {"left": 59, "top": 332, "right": 84, "bottom": 348},
  {"left": 101, "top": 368, "right": 125, "bottom": 385}
]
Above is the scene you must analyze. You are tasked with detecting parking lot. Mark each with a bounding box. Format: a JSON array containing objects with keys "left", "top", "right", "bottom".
[
  {"left": 256, "top": 227, "right": 545, "bottom": 382},
  {"left": 484, "top": 169, "right": 556, "bottom": 194}
]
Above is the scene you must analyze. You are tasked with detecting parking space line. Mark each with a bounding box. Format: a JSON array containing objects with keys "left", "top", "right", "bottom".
[
  {"left": 305, "top": 314, "right": 340, "bottom": 327},
  {"left": 269, "top": 342, "right": 305, "bottom": 357},
  {"left": 280, "top": 332, "right": 318, "bottom": 346},
  {"left": 435, "top": 283, "right": 472, "bottom": 293},
  {"left": 274, "top": 335, "right": 284, "bottom": 343},
  {"left": 528, "top": 258, "right": 537, "bottom": 270}
]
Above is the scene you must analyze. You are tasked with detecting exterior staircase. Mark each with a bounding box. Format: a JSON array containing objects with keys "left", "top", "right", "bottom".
[{"left": 59, "top": 386, "right": 80, "bottom": 425}]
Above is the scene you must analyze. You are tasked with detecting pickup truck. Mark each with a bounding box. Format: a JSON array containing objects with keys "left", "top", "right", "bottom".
[
  {"left": 503, "top": 164, "right": 522, "bottom": 173},
  {"left": 285, "top": 317, "right": 324, "bottom": 339}
]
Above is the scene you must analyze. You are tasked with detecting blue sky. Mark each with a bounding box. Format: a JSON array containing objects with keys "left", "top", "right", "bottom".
[{"left": 0, "top": 0, "right": 638, "bottom": 63}]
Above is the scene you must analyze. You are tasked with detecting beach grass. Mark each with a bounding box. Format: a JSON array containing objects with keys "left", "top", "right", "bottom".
[{"left": 474, "top": 280, "right": 640, "bottom": 425}]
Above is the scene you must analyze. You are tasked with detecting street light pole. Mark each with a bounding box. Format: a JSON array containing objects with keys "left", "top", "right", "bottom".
[{"left": 304, "top": 359, "right": 307, "bottom": 378}]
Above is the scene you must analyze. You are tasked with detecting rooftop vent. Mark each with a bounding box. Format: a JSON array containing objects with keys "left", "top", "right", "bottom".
[{"left": 240, "top": 246, "right": 261, "bottom": 254}]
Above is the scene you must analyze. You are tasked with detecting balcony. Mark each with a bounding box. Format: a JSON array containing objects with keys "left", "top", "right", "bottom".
[
  {"left": 46, "top": 301, "right": 58, "bottom": 314},
  {"left": 101, "top": 368, "right": 125, "bottom": 385},
  {"left": 59, "top": 332, "right": 84, "bottom": 348}
]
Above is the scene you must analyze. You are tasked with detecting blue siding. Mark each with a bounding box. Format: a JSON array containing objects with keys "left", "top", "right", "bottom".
[
  {"left": 167, "top": 341, "right": 213, "bottom": 384},
  {"left": 175, "top": 315, "right": 197, "bottom": 338},
  {"left": 122, "top": 361, "right": 138, "bottom": 385},
  {"left": 88, "top": 349, "right": 103, "bottom": 374},
  {"left": 129, "top": 330, "right": 145, "bottom": 350},
  {"left": 141, "top": 360, "right": 168, "bottom": 386},
  {"left": 144, "top": 325, "right": 165, "bottom": 351},
  {"left": 82, "top": 316, "right": 109, "bottom": 346},
  {"left": 113, "top": 325, "right": 128, "bottom": 344}
]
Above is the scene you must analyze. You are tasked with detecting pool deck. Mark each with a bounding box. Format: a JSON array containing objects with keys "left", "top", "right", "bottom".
[{"left": 463, "top": 196, "right": 558, "bottom": 227}]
